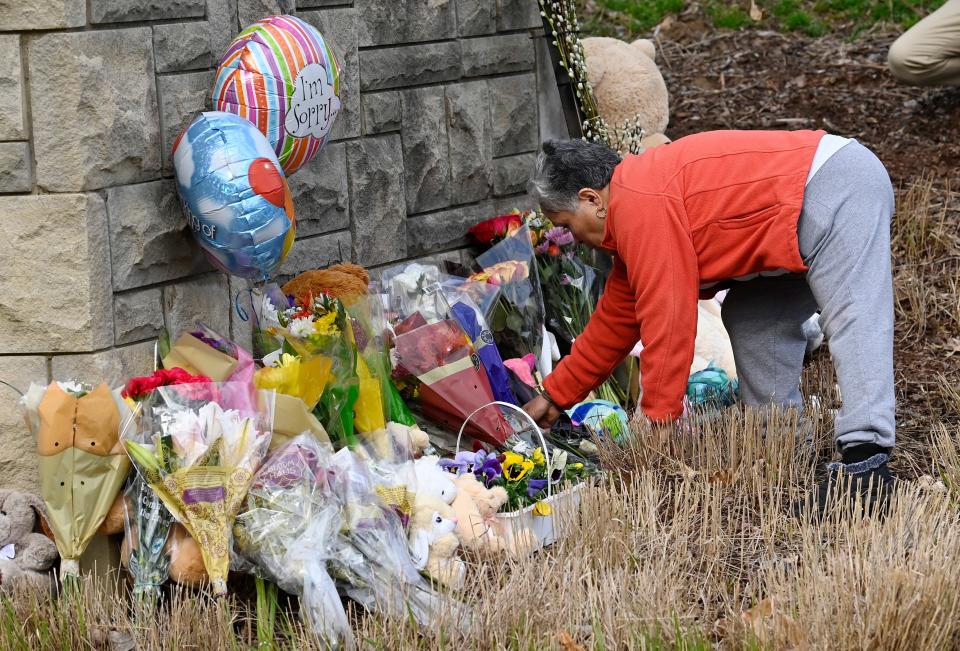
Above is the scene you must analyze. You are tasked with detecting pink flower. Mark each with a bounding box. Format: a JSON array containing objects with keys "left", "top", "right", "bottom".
[{"left": 545, "top": 226, "right": 574, "bottom": 247}]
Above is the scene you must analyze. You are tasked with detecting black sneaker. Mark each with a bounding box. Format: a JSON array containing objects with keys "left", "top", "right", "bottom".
[{"left": 796, "top": 448, "right": 895, "bottom": 519}]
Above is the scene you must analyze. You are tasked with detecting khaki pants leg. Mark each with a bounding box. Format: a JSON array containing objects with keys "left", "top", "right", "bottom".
[{"left": 888, "top": 0, "right": 960, "bottom": 85}]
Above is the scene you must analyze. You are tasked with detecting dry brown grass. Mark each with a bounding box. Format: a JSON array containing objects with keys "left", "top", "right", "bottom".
[{"left": 2, "top": 182, "right": 958, "bottom": 650}]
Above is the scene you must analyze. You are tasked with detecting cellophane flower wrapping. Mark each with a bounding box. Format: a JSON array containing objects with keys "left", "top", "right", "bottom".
[
  {"left": 122, "top": 469, "right": 174, "bottom": 600},
  {"left": 380, "top": 262, "right": 448, "bottom": 323},
  {"left": 472, "top": 224, "right": 547, "bottom": 365},
  {"left": 123, "top": 381, "right": 274, "bottom": 596},
  {"left": 393, "top": 318, "right": 512, "bottom": 445},
  {"left": 447, "top": 294, "right": 518, "bottom": 406},
  {"left": 325, "top": 447, "right": 468, "bottom": 630},
  {"left": 271, "top": 293, "right": 360, "bottom": 449},
  {"left": 234, "top": 435, "right": 353, "bottom": 648}
]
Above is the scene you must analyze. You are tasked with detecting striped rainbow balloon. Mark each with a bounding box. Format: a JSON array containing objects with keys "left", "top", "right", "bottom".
[{"left": 213, "top": 14, "right": 342, "bottom": 177}]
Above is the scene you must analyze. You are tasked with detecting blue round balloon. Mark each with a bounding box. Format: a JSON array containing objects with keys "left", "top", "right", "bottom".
[
  {"left": 567, "top": 400, "right": 629, "bottom": 442},
  {"left": 172, "top": 111, "right": 296, "bottom": 280}
]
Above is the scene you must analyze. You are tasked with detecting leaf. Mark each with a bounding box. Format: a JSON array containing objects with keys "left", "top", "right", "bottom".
[{"left": 749, "top": 0, "right": 763, "bottom": 21}]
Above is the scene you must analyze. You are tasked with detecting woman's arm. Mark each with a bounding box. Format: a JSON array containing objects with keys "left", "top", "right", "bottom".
[
  {"left": 542, "top": 257, "right": 641, "bottom": 408},
  {"left": 616, "top": 193, "right": 699, "bottom": 422}
]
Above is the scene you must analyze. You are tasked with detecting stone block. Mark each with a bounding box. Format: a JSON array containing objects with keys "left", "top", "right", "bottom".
[
  {"left": 346, "top": 135, "right": 406, "bottom": 266},
  {"left": 238, "top": 0, "right": 295, "bottom": 27},
  {"left": 356, "top": 0, "right": 456, "bottom": 46},
  {"left": 50, "top": 341, "right": 155, "bottom": 388},
  {"left": 457, "top": 0, "right": 496, "bottom": 36},
  {"left": 287, "top": 142, "right": 349, "bottom": 237},
  {"left": 494, "top": 152, "right": 535, "bottom": 197},
  {"left": 114, "top": 288, "right": 164, "bottom": 345},
  {"left": 154, "top": 22, "right": 213, "bottom": 73},
  {"left": 0, "top": 356, "right": 48, "bottom": 492},
  {"left": 90, "top": 0, "right": 205, "bottom": 23},
  {"left": 298, "top": 0, "right": 348, "bottom": 6},
  {"left": 208, "top": 0, "right": 241, "bottom": 63},
  {"left": 489, "top": 74, "right": 539, "bottom": 157},
  {"left": 158, "top": 71, "right": 215, "bottom": 174},
  {"left": 228, "top": 275, "right": 254, "bottom": 350},
  {"left": 445, "top": 82, "right": 492, "bottom": 205},
  {"left": 498, "top": 0, "right": 541, "bottom": 31},
  {"left": 107, "top": 180, "right": 209, "bottom": 291},
  {"left": 276, "top": 230, "right": 352, "bottom": 281},
  {"left": 299, "top": 9, "right": 361, "bottom": 142},
  {"left": 0, "top": 142, "right": 33, "bottom": 193},
  {"left": 0, "top": 36, "right": 25, "bottom": 140},
  {"left": 0, "top": 0, "right": 84, "bottom": 29},
  {"left": 493, "top": 193, "right": 535, "bottom": 214},
  {"left": 362, "top": 91, "right": 400, "bottom": 135},
  {"left": 0, "top": 194, "right": 113, "bottom": 353},
  {"left": 360, "top": 42, "right": 461, "bottom": 92},
  {"left": 400, "top": 87, "right": 449, "bottom": 214},
  {"left": 163, "top": 274, "right": 231, "bottom": 338},
  {"left": 462, "top": 33, "right": 535, "bottom": 77},
  {"left": 406, "top": 201, "right": 493, "bottom": 257},
  {"left": 29, "top": 29, "right": 161, "bottom": 192}
]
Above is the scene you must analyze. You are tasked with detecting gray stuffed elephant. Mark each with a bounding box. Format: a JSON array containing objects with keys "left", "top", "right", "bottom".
[{"left": 0, "top": 489, "right": 58, "bottom": 589}]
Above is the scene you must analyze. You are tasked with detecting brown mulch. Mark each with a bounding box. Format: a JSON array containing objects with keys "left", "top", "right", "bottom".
[
  {"left": 658, "top": 27, "right": 960, "bottom": 187},
  {"left": 653, "top": 25, "right": 960, "bottom": 472}
]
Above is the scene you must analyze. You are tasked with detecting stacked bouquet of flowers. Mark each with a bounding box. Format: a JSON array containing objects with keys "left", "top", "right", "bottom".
[
  {"left": 123, "top": 380, "right": 274, "bottom": 596},
  {"left": 120, "top": 367, "right": 213, "bottom": 600},
  {"left": 259, "top": 290, "right": 359, "bottom": 449}
]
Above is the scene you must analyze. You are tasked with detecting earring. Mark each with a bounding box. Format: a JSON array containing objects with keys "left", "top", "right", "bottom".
[{"left": 595, "top": 208, "right": 607, "bottom": 220}]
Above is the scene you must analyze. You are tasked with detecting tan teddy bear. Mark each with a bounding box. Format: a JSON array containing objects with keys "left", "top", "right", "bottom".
[
  {"left": 281, "top": 263, "right": 370, "bottom": 305},
  {"left": 408, "top": 494, "right": 465, "bottom": 590},
  {"left": 0, "top": 490, "right": 58, "bottom": 590},
  {"left": 449, "top": 474, "right": 536, "bottom": 558},
  {"left": 582, "top": 36, "right": 670, "bottom": 148}
]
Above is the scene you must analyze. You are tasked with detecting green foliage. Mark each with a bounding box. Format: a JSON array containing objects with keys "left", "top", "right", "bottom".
[{"left": 577, "top": 0, "right": 947, "bottom": 38}]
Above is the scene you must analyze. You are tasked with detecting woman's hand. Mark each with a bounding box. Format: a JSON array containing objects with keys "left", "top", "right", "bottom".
[{"left": 523, "top": 394, "right": 564, "bottom": 430}]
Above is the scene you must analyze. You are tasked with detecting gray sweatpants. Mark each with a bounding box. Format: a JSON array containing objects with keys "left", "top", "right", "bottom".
[{"left": 720, "top": 141, "right": 896, "bottom": 451}]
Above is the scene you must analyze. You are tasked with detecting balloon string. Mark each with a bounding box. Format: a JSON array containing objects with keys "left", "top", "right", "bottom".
[{"left": 235, "top": 290, "right": 249, "bottom": 323}]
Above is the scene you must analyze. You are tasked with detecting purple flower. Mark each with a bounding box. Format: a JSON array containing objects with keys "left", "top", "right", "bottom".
[
  {"left": 545, "top": 227, "right": 574, "bottom": 247},
  {"left": 535, "top": 241, "right": 549, "bottom": 255},
  {"left": 475, "top": 457, "right": 503, "bottom": 487},
  {"left": 526, "top": 479, "right": 548, "bottom": 498},
  {"left": 560, "top": 274, "right": 572, "bottom": 286},
  {"left": 439, "top": 451, "right": 479, "bottom": 476}
]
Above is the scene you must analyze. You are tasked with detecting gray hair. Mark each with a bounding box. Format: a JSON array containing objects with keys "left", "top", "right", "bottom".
[{"left": 527, "top": 139, "right": 622, "bottom": 212}]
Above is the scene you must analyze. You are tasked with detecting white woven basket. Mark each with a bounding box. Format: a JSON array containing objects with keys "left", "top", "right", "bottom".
[{"left": 456, "top": 401, "right": 584, "bottom": 555}]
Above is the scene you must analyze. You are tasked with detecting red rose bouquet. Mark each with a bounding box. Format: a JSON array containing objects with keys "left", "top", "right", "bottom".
[{"left": 393, "top": 319, "right": 512, "bottom": 445}]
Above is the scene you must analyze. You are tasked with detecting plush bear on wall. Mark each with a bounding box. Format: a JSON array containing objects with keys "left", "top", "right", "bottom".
[
  {"left": 281, "top": 263, "right": 370, "bottom": 304},
  {"left": 582, "top": 36, "right": 670, "bottom": 147},
  {"left": 0, "top": 490, "right": 58, "bottom": 590}
]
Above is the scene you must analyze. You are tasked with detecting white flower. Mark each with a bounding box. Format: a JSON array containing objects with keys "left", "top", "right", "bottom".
[
  {"left": 258, "top": 295, "right": 281, "bottom": 329},
  {"left": 289, "top": 317, "right": 315, "bottom": 339}
]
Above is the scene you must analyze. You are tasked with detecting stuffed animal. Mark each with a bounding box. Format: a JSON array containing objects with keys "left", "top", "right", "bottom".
[
  {"left": 0, "top": 490, "right": 58, "bottom": 590},
  {"left": 281, "top": 263, "right": 370, "bottom": 304},
  {"left": 97, "top": 492, "right": 126, "bottom": 535},
  {"left": 408, "top": 494, "right": 465, "bottom": 589},
  {"left": 449, "top": 474, "right": 536, "bottom": 557},
  {"left": 361, "top": 422, "right": 431, "bottom": 463},
  {"left": 120, "top": 522, "right": 208, "bottom": 588},
  {"left": 396, "top": 456, "right": 458, "bottom": 505},
  {"left": 582, "top": 36, "right": 670, "bottom": 147},
  {"left": 692, "top": 298, "right": 738, "bottom": 379}
]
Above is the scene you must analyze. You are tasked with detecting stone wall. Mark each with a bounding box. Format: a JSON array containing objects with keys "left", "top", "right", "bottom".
[{"left": 0, "top": 0, "right": 567, "bottom": 490}]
